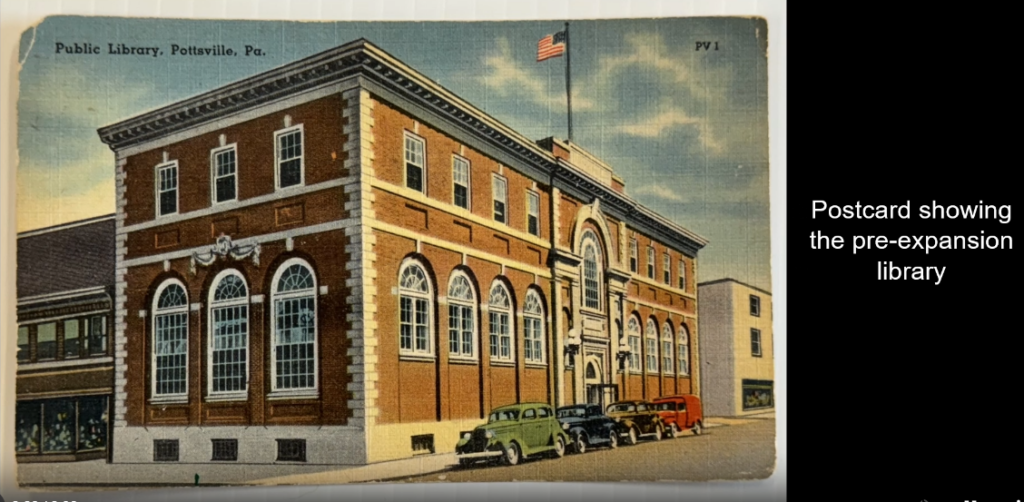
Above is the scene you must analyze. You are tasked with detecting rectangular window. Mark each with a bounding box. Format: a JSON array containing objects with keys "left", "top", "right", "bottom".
[
  {"left": 156, "top": 162, "right": 178, "bottom": 216},
  {"left": 405, "top": 133, "right": 425, "bottom": 193},
  {"left": 452, "top": 155, "right": 470, "bottom": 209},
  {"left": 276, "top": 127, "right": 303, "bottom": 189},
  {"left": 448, "top": 304, "right": 475, "bottom": 358},
  {"left": 211, "top": 305, "right": 248, "bottom": 393},
  {"left": 155, "top": 312, "right": 188, "bottom": 396},
  {"left": 17, "top": 326, "right": 30, "bottom": 362},
  {"left": 274, "top": 296, "right": 316, "bottom": 390},
  {"left": 211, "top": 439, "right": 238, "bottom": 461},
  {"left": 492, "top": 176, "right": 507, "bottom": 224},
  {"left": 678, "top": 344, "right": 689, "bottom": 375},
  {"left": 276, "top": 439, "right": 306, "bottom": 462},
  {"left": 489, "top": 311, "right": 512, "bottom": 361},
  {"left": 663, "top": 253, "right": 671, "bottom": 284},
  {"left": 36, "top": 323, "right": 56, "bottom": 361},
  {"left": 678, "top": 260, "right": 687, "bottom": 290},
  {"left": 646, "top": 337, "right": 658, "bottom": 372},
  {"left": 527, "top": 191, "right": 540, "bottom": 236},
  {"left": 662, "top": 340, "right": 673, "bottom": 374},
  {"left": 400, "top": 296, "right": 431, "bottom": 356},
  {"left": 629, "top": 239, "right": 638, "bottom": 273},
  {"left": 628, "top": 335, "right": 641, "bottom": 371},
  {"left": 751, "top": 328, "right": 762, "bottom": 357},
  {"left": 212, "top": 145, "right": 237, "bottom": 203},
  {"left": 647, "top": 246, "right": 655, "bottom": 279},
  {"left": 154, "top": 439, "right": 179, "bottom": 462},
  {"left": 88, "top": 315, "right": 108, "bottom": 356},
  {"left": 750, "top": 295, "right": 761, "bottom": 317},
  {"left": 64, "top": 319, "right": 80, "bottom": 359},
  {"left": 524, "top": 317, "right": 543, "bottom": 363}
]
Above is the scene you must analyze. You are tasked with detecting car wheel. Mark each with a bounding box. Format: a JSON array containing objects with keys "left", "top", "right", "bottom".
[
  {"left": 503, "top": 442, "right": 521, "bottom": 466},
  {"left": 574, "top": 433, "right": 587, "bottom": 454},
  {"left": 692, "top": 421, "right": 704, "bottom": 436},
  {"left": 627, "top": 426, "right": 639, "bottom": 445},
  {"left": 608, "top": 431, "right": 618, "bottom": 449},
  {"left": 654, "top": 424, "right": 664, "bottom": 441},
  {"left": 669, "top": 424, "right": 679, "bottom": 439},
  {"left": 553, "top": 435, "right": 566, "bottom": 458}
]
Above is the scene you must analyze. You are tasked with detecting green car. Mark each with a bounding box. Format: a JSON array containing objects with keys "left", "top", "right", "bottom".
[{"left": 455, "top": 402, "right": 569, "bottom": 467}]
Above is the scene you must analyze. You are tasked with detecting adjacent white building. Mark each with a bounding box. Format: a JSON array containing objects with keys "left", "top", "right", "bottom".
[{"left": 697, "top": 279, "right": 773, "bottom": 417}]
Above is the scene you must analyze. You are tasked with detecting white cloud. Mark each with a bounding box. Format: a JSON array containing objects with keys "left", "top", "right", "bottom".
[
  {"left": 478, "top": 38, "right": 594, "bottom": 110},
  {"left": 615, "top": 104, "right": 723, "bottom": 153},
  {"left": 631, "top": 184, "right": 685, "bottom": 202}
]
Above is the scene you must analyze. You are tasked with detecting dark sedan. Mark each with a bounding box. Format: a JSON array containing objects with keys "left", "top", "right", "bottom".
[{"left": 556, "top": 404, "right": 623, "bottom": 454}]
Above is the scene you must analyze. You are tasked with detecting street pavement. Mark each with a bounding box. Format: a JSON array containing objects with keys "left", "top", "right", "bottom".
[
  {"left": 394, "top": 416, "right": 776, "bottom": 483},
  {"left": 15, "top": 414, "right": 775, "bottom": 487}
]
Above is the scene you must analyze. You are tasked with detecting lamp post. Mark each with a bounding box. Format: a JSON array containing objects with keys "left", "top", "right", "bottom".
[{"left": 564, "top": 329, "right": 582, "bottom": 369}]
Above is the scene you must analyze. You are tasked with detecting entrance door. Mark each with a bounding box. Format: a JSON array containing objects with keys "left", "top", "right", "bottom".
[{"left": 584, "top": 361, "right": 602, "bottom": 406}]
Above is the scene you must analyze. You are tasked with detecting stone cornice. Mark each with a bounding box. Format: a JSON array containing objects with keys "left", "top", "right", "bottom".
[{"left": 97, "top": 39, "right": 707, "bottom": 255}]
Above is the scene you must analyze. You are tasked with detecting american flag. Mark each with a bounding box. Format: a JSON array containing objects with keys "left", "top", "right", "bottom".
[{"left": 537, "top": 30, "right": 566, "bottom": 61}]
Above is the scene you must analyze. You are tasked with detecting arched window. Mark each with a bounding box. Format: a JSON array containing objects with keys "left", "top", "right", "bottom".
[
  {"left": 488, "top": 281, "right": 513, "bottom": 362},
  {"left": 581, "top": 231, "right": 602, "bottom": 310},
  {"left": 661, "top": 322, "right": 674, "bottom": 375},
  {"left": 152, "top": 280, "right": 188, "bottom": 398},
  {"left": 447, "top": 271, "right": 476, "bottom": 360},
  {"left": 271, "top": 259, "right": 317, "bottom": 392},
  {"left": 678, "top": 325, "right": 690, "bottom": 376},
  {"left": 627, "top": 316, "right": 641, "bottom": 372},
  {"left": 645, "top": 318, "right": 658, "bottom": 373},
  {"left": 208, "top": 270, "right": 248, "bottom": 396},
  {"left": 399, "top": 260, "right": 433, "bottom": 357},
  {"left": 523, "top": 289, "right": 545, "bottom": 364}
]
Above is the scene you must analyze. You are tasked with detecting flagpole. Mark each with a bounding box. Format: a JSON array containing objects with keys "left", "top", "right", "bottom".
[{"left": 564, "top": 21, "right": 573, "bottom": 143}]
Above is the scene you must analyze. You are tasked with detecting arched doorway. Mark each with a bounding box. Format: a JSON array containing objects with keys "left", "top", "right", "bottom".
[{"left": 584, "top": 358, "right": 603, "bottom": 406}]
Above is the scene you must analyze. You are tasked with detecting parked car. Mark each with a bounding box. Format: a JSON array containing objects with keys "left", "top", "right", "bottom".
[
  {"left": 556, "top": 404, "right": 623, "bottom": 454},
  {"left": 605, "top": 400, "right": 664, "bottom": 445},
  {"left": 651, "top": 394, "right": 705, "bottom": 438},
  {"left": 455, "top": 402, "right": 569, "bottom": 467}
]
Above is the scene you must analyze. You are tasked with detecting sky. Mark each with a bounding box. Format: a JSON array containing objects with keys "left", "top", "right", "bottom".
[{"left": 16, "top": 16, "right": 771, "bottom": 292}]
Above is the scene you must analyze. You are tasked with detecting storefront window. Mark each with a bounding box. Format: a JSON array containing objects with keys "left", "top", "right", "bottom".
[
  {"left": 16, "top": 396, "right": 110, "bottom": 457},
  {"left": 15, "top": 401, "right": 40, "bottom": 453},
  {"left": 43, "top": 399, "right": 75, "bottom": 452},
  {"left": 78, "top": 396, "right": 108, "bottom": 451}
]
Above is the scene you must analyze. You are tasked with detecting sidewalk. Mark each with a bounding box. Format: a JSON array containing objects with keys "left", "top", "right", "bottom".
[{"left": 18, "top": 452, "right": 458, "bottom": 488}]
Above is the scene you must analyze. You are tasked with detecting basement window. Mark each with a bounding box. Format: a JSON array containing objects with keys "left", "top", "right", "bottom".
[
  {"left": 211, "top": 439, "right": 238, "bottom": 461},
  {"left": 411, "top": 434, "right": 435, "bottom": 454},
  {"left": 154, "top": 439, "right": 179, "bottom": 462},
  {"left": 276, "top": 439, "right": 307, "bottom": 462}
]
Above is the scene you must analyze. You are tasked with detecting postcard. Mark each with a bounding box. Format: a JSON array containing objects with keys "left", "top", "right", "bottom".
[{"left": 9, "top": 14, "right": 773, "bottom": 488}]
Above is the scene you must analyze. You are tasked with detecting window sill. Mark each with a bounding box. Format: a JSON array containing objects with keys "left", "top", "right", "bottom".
[
  {"left": 267, "top": 390, "right": 319, "bottom": 401},
  {"left": 524, "top": 362, "right": 548, "bottom": 369},
  {"left": 399, "top": 354, "right": 437, "bottom": 363},
  {"left": 149, "top": 396, "right": 188, "bottom": 405},
  {"left": 489, "top": 360, "right": 515, "bottom": 368},
  {"left": 448, "top": 357, "right": 479, "bottom": 365},
  {"left": 205, "top": 393, "right": 248, "bottom": 403}
]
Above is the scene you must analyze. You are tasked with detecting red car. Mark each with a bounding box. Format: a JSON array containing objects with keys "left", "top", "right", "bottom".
[{"left": 651, "top": 394, "right": 705, "bottom": 438}]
